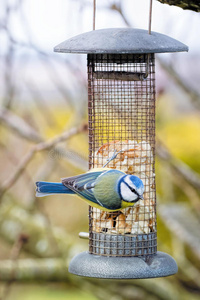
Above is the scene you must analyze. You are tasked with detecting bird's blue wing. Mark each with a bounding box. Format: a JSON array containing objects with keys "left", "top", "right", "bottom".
[{"left": 62, "top": 170, "right": 108, "bottom": 205}]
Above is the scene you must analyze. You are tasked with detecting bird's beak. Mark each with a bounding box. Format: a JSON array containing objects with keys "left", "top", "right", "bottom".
[{"left": 140, "top": 195, "right": 144, "bottom": 200}]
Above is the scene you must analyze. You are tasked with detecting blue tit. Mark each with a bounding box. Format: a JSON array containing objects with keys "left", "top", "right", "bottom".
[{"left": 36, "top": 168, "right": 144, "bottom": 212}]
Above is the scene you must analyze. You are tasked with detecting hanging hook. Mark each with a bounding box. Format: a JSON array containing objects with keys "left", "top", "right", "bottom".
[
  {"left": 94, "top": 0, "right": 152, "bottom": 34},
  {"left": 148, "top": 0, "right": 153, "bottom": 35},
  {"left": 93, "top": 0, "right": 96, "bottom": 30},
  {"left": 145, "top": 0, "right": 153, "bottom": 79},
  {"left": 92, "top": 0, "right": 152, "bottom": 80}
]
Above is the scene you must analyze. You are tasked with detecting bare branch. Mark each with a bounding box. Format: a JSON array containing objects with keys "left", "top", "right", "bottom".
[
  {"left": 159, "top": 204, "right": 200, "bottom": 260},
  {"left": 0, "top": 123, "right": 88, "bottom": 198},
  {"left": 109, "top": 3, "right": 131, "bottom": 27},
  {"left": 110, "top": 1, "right": 200, "bottom": 113},
  {"left": 0, "top": 148, "right": 35, "bottom": 198},
  {"left": 172, "top": 171, "right": 200, "bottom": 216},
  {"left": 0, "top": 233, "right": 29, "bottom": 300},
  {"left": 157, "top": 141, "right": 200, "bottom": 191},
  {"left": 0, "top": 258, "right": 68, "bottom": 282},
  {"left": 156, "top": 0, "right": 200, "bottom": 12},
  {"left": 158, "top": 58, "right": 200, "bottom": 112},
  {"left": 171, "top": 238, "right": 200, "bottom": 288},
  {"left": 34, "top": 123, "right": 87, "bottom": 151},
  {"left": 0, "top": 200, "right": 73, "bottom": 258},
  {"left": 0, "top": 108, "right": 43, "bottom": 143},
  {"left": 0, "top": 257, "right": 178, "bottom": 299}
]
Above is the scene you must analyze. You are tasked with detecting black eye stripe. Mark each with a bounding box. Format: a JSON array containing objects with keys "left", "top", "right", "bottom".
[{"left": 123, "top": 181, "right": 140, "bottom": 197}]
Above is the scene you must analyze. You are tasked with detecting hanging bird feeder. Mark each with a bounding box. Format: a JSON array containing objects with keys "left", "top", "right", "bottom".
[{"left": 54, "top": 1, "right": 188, "bottom": 279}]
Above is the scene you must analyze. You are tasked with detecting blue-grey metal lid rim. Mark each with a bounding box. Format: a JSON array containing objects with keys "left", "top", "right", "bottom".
[
  {"left": 68, "top": 251, "right": 178, "bottom": 279},
  {"left": 54, "top": 28, "right": 188, "bottom": 54}
]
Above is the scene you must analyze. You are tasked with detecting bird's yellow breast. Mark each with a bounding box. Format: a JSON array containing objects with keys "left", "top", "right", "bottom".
[
  {"left": 81, "top": 196, "right": 134, "bottom": 212},
  {"left": 82, "top": 198, "right": 120, "bottom": 211},
  {"left": 121, "top": 200, "right": 135, "bottom": 209}
]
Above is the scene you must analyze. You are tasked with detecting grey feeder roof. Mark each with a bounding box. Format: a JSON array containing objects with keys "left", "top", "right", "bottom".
[{"left": 54, "top": 28, "right": 188, "bottom": 54}]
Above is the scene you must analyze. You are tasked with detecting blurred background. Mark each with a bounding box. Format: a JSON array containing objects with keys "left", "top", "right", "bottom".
[{"left": 0, "top": 0, "right": 200, "bottom": 299}]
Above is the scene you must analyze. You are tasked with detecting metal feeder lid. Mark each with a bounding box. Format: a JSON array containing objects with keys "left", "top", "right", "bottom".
[{"left": 54, "top": 28, "right": 188, "bottom": 54}]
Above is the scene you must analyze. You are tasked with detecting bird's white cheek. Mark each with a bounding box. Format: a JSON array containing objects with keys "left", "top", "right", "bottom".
[
  {"left": 137, "top": 185, "right": 144, "bottom": 196},
  {"left": 120, "top": 182, "right": 138, "bottom": 202}
]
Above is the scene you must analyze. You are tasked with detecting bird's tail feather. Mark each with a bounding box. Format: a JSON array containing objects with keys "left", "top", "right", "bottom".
[{"left": 36, "top": 181, "right": 73, "bottom": 197}]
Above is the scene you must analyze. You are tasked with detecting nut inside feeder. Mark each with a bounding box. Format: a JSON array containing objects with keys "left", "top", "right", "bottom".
[{"left": 54, "top": 27, "right": 188, "bottom": 278}]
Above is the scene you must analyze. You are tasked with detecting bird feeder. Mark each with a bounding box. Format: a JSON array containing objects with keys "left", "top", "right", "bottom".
[{"left": 54, "top": 27, "right": 188, "bottom": 278}]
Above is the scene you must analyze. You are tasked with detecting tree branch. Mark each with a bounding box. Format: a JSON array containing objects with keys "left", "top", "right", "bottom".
[
  {"left": 0, "top": 123, "right": 88, "bottom": 198},
  {"left": 159, "top": 204, "right": 200, "bottom": 260},
  {"left": 157, "top": 141, "right": 200, "bottom": 191},
  {"left": 0, "top": 257, "right": 179, "bottom": 300},
  {"left": 0, "top": 197, "right": 195, "bottom": 299},
  {"left": 0, "top": 108, "right": 43, "bottom": 143},
  {"left": 0, "top": 200, "right": 73, "bottom": 258},
  {"left": 0, "top": 234, "right": 29, "bottom": 300},
  {"left": 0, "top": 258, "right": 69, "bottom": 282},
  {"left": 156, "top": 0, "right": 200, "bottom": 12},
  {"left": 110, "top": 2, "right": 200, "bottom": 112},
  {"left": 158, "top": 58, "right": 200, "bottom": 112}
]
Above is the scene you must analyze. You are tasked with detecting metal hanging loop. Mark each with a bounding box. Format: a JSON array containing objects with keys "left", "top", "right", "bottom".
[
  {"left": 145, "top": 0, "right": 153, "bottom": 78},
  {"left": 149, "top": 0, "right": 153, "bottom": 35},
  {"left": 93, "top": 0, "right": 153, "bottom": 34},
  {"left": 92, "top": 0, "right": 153, "bottom": 80},
  {"left": 93, "top": 0, "right": 96, "bottom": 30}
]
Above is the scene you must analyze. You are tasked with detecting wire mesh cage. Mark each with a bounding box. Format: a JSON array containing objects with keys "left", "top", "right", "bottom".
[
  {"left": 54, "top": 27, "right": 188, "bottom": 278},
  {"left": 88, "top": 53, "right": 156, "bottom": 257}
]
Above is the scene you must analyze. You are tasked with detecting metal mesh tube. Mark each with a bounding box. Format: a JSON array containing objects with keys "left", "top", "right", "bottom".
[{"left": 88, "top": 53, "right": 157, "bottom": 257}]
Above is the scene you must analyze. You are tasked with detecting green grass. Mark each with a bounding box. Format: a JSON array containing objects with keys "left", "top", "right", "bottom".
[{"left": 6, "top": 284, "right": 97, "bottom": 300}]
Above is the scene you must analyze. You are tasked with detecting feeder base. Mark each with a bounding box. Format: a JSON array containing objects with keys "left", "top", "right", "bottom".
[{"left": 68, "top": 251, "right": 178, "bottom": 279}]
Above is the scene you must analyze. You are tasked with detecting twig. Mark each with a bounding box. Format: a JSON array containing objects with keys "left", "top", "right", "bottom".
[
  {"left": 35, "top": 123, "right": 87, "bottom": 151},
  {"left": 158, "top": 58, "right": 200, "bottom": 111},
  {"left": 110, "top": 3, "right": 131, "bottom": 27},
  {"left": 172, "top": 171, "right": 200, "bottom": 216},
  {"left": 0, "top": 257, "right": 178, "bottom": 299},
  {"left": 36, "top": 200, "right": 63, "bottom": 258},
  {"left": 0, "top": 199, "right": 73, "bottom": 258},
  {"left": 3, "top": 45, "right": 15, "bottom": 109},
  {"left": 0, "top": 108, "right": 43, "bottom": 143},
  {"left": 1, "top": 142, "right": 35, "bottom": 188},
  {"left": 0, "top": 258, "right": 68, "bottom": 282},
  {"left": 0, "top": 123, "right": 88, "bottom": 199},
  {"left": 3, "top": 1, "right": 75, "bottom": 108},
  {"left": 0, "top": 148, "right": 35, "bottom": 199},
  {"left": 157, "top": 141, "right": 200, "bottom": 191},
  {"left": 26, "top": 157, "right": 58, "bottom": 205},
  {"left": 110, "top": 1, "right": 200, "bottom": 113},
  {"left": 156, "top": 0, "right": 200, "bottom": 12},
  {"left": 2, "top": 1, "right": 16, "bottom": 109},
  {"left": 159, "top": 204, "right": 200, "bottom": 260},
  {"left": 172, "top": 237, "right": 200, "bottom": 288},
  {"left": 0, "top": 107, "right": 87, "bottom": 181},
  {"left": 0, "top": 234, "right": 29, "bottom": 300}
]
